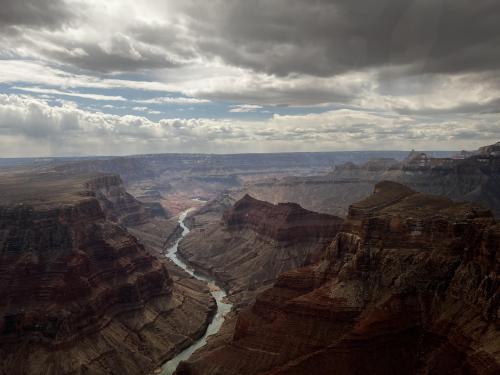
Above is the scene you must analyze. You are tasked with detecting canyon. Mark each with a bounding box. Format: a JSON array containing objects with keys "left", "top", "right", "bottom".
[
  {"left": 1, "top": 144, "right": 499, "bottom": 374},
  {"left": 0, "top": 171, "right": 215, "bottom": 375},
  {"left": 41, "top": 151, "right": 412, "bottom": 215},
  {"left": 177, "top": 181, "right": 500, "bottom": 375},
  {"left": 234, "top": 143, "right": 500, "bottom": 218},
  {"left": 178, "top": 195, "right": 343, "bottom": 307}
]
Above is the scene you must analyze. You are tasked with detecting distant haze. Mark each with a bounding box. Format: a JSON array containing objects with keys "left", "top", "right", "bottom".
[{"left": 1, "top": 0, "right": 499, "bottom": 156}]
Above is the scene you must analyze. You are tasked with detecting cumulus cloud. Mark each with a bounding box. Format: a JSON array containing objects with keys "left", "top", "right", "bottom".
[{"left": 1, "top": 94, "right": 498, "bottom": 157}]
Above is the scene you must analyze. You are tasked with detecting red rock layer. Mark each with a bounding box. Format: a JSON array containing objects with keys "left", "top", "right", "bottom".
[
  {"left": 178, "top": 195, "right": 343, "bottom": 306},
  {"left": 223, "top": 194, "right": 343, "bottom": 243},
  {"left": 178, "top": 181, "right": 500, "bottom": 375},
  {"left": 0, "top": 197, "right": 170, "bottom": 340},
  {"left": 0, "top": 173, "right": 215, "bottom": 375}
]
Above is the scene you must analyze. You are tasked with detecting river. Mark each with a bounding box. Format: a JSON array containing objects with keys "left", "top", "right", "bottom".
[{"left": 160, "top": 209, "right": 232, "bottom": 375}]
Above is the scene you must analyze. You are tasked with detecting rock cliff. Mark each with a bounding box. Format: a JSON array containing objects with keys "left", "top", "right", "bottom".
[
  {"left": 178, "top": 195, "right": 343, "bottom": 307},
  {"left": 234, "top": 142, "right": 500, "bottom": 219},
  {"left": 84, "top": 174, "right": 167, "bottom": 226},
  {"left": 51, "top": 151, "right": 410, "bottom": 215},
  {"left": 0, "top": 172, "right": 215, "bottom": 375},
  {"left": 178, "top": 181, "right": 500, "bottom": 375}
]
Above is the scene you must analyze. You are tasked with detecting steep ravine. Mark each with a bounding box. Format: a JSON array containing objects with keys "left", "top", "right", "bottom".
[{"left": 160, "top": 210, "right": 233, "bottom": 375}]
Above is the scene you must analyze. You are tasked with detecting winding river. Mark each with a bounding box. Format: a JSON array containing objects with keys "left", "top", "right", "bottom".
[{"left": 160, "top": 209, "right": 232, "bottom": 375}]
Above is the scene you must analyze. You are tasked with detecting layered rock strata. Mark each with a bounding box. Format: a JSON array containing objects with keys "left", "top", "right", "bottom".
[
  {"left": 178, "top": 181, "right": 500, "bottom": 375},
  {"left": 0, "top": 172, "right": 215, "bottom": 375},
  {"left": 85, "top": 174, "right": 168, "bottom": 227},
  {"left": 178, "top": 195, "right": 343, "bottom": 307},
  {"left": 234, "top": 142, "right": 500, "bottom": 219}
]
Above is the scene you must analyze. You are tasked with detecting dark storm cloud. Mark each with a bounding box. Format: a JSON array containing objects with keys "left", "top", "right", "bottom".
[
  {"left": 0, "top": 0, "right": 75, "bottom": 30},
  {"left": 45, "top": 38, "right": 178, "bottom": 73},
  {"left": 3, "top": 0, "right": 500, "bottom": 79},
  {"left": 172, "top": 0, "right": 500, "bottom": 77},
  {"left": 196, "top": 84, "right": 356, "bottom": 107},
  {"left": 129, "top": 23, "right": 197, "bottom": 61},
  {"left": 1, "top": 0, "right": 499, "bottom": 118}
]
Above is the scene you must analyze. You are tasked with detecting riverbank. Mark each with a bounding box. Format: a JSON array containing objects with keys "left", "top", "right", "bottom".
[{"left": 159, "top": 210, "right": 233, "bottom": 375}]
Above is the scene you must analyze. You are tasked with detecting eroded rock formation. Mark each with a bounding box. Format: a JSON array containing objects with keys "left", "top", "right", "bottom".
[
  {"left": 234, "top": 142, "right": 500, "bottom": 219},
  {"left": 0, "top": 172, "right": 215, "bottom": 375},
  {"left": 178, "top": 194, "right": 343, "bottom": 307},
  {"left": 86, "top": 174, "right": 168, "bottom": 226},
  {"left": 50, "top": 151, "right": 410, "bottom": 215},
  {"left": 178, "top": 181, "right": 500, "bottom": 375}
]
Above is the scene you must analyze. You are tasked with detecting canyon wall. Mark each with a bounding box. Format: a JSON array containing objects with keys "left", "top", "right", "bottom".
[
  {"left": 0, "top": 172, "right": 215, "bottom": 375},
  {"left": 51, "top": 151, "right": 411, "bottom": 214},
  {"left": 178, "top": 195, "right": 343, "bottom": 307},
  {"left": 235, "top": 144, "right": 500, "bottom": 218},
  {"left": 178, "top": 181, "right": 500, "bottom": 375},
  {"left": 85, "top": 174, "right": 168, "bottom": 226}
]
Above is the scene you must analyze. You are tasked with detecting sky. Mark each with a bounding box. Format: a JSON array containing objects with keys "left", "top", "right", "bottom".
[{"left": 0, "top": 0, "right": 499, "bottom": 156}]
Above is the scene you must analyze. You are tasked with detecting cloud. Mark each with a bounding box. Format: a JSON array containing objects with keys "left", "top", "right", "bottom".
[
  {"left": 229, "top": 104, "right": 263, "bottom": 113},
  {"left": 136, "top": 96, "right": 210, "bottom": 105},
  {"left": 358, "top": 71, "right": 500, "bottom": 115},
  {"left": 1, "top": 94, "right": 499, "bottom": 157},
  {"left": 13, "top": 86, "right": 127, "bottom": 101},
  {"left": 164, "top": 0, "right": 500, "bottom": 77},
  {"left": 164, "top": 63, "right": 367, "bottom": 106},
  {"left": 0, "top": 0, "right": 500, "bottom": 154},
  {"left": 3, "top": 1, "right": 500, "bottom": 79},
  {"left": 44, "top": 34, "right": 179, "bottom": 73},
  {"left": 0, "top": 60, "right": 175, "bottom": 91},
  {"left": 0, "top": 0, "right": 76, "bottom": 30}
]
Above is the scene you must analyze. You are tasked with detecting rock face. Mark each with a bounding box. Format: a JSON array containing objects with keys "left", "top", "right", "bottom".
[
  {"left": 223, "top": 195, "right": 342, "bottom": 243},
  {"left": 86, "top": 174, "right": 182, "bottom": 256},
  {"left": 178, "top": 195, "right": 343, "bottom": 307},
  {"left": 52, "top": 151, "right": 411, "bottom": 215},
  {"left": 178, "top": 181, "right": 500, "bottom": 375},
  {"left": 0, "top": 172, "right": 215, "bottom": 375},
  {"left": 235, "top": 142, "right": 500, "bottom": 218},
  {"left": 232, "top": 174, "right": 378, "bottom": 217},
  {"left": 85, "top": 174, "right": 168, "bottom": 226},
  {"left": 397, "top": 154, "right": 500, "bottom": 218}
]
